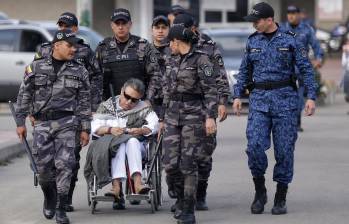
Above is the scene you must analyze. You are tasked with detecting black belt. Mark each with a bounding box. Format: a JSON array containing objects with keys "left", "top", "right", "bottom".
[
  {"left": 254, "top": 79, "right": 297, "bottom": 90},
  {"left": 33, "top": 111, "right": 74, "bottom": 121},
  {"left": 170, "top": 93, "right": 202, "bottom": 102}
]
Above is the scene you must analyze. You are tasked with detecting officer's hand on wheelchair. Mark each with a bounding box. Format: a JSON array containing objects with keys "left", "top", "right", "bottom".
[
  {"left": 232, "top": 99, "right": 242, "bottom": 116},
  {"left": 16, "top": 126, "right": 27, "bottom": 141},
  {"left": 80, "top": 131, "right": 90, "bottom": 147},
  {"left": 218, "top": 105, "right": 227, "bottom": 122},
  {"left": 205, "top": 118, "right": 216, "bottom": 136},
  {"left": 304, "top": 99, "right": 316, "bottom": 116}
]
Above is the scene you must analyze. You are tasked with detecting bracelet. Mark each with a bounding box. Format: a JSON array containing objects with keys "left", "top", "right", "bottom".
[{"left": 107, "top": 127, "right": 112, "bottom": 134}]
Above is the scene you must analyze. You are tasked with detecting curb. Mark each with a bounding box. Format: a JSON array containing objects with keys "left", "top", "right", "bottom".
[{"left": 0, "top": 140, "right": 32, "bottom": 164}]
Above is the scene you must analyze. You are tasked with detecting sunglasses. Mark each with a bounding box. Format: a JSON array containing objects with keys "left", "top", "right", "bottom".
[{"left": 123, "top": 91, "right": 140, "bottom": 103}]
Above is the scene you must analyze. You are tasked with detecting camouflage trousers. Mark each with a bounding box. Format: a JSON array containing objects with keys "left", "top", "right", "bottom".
[
  {"left": 246, "top": 109, "right": 298, "bottom": 184},
  {"left": 32, "top": 116, "right": 78, "bottom": 194},
  {"left": 162, "top": 123, "right": 205, "bottom": 200}
]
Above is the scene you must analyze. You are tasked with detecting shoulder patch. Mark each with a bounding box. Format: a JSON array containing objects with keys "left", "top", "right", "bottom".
[
  {"left": 200, "top": 64, "right": 213, "bottom": 77},
  {"left": 24, "top": 65, "right": 34, "bottom": 79}
]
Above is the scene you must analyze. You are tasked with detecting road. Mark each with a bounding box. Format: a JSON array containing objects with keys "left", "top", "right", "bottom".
[{"left": 0, "top": 95, "right": 348, "bottom": 224}]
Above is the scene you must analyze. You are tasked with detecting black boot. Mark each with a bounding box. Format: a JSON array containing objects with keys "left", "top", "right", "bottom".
[
  {"left": 166, "top": 175, "right": 178, "bottom": 199},
  {"left": 173, "top": 198, "right": 184, "bottom": 219},
  {"left": 271, "top": 183, "right": 288, "bottom": 215},
  {"left": 65, "top": 181, "right": 75, "bottom": 212},
  {"left": 177, "top": 198, "right": 196, "bottom": 224},
  {"left": 171, "top": 198, "right": 180, "bottom": 213},
  {"left": 196, "top": 179, "right": 208, "bottom": 210},
  {"left": 56, "top": 194, "right": 70, "bottom": 224},
  {"left": 251, "top": 176, "right": 267, "bottom": 214},
  {"left": 41, "top": 181, "right": 57, "bottom": 219}
]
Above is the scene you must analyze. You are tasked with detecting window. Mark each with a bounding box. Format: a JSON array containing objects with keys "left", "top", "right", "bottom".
[
  {"left": 205, "top": 10, "right": 222, "bottom": 23},
  {"left": 227, "top": 11, "right": 242, "bottom": 22},
  {"left": 0, "top": 29, "right": 18, "bottom": 52},
  {"left": 20, "top": 30, "right": 46, "bottom": 52}
]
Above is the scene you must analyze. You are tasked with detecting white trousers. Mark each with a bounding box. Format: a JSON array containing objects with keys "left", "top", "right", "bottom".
[{"left": 111, "top": 138, "right": 145, "bottom": 180}]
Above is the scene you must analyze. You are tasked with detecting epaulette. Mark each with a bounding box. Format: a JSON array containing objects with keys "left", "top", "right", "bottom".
[
  {"left": 248, "top": 31, "right": 259, "bottom": 39},
  {"left": 285, "top": 30, "right": 297, "bottom": 37},
  {"left": 68, "top": 59, "right": 84, "bottom": 67}
]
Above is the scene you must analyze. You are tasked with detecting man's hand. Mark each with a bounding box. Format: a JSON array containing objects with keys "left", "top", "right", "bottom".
[
  {"left": 158, "top": 122, "right": 164, "bottom": 141},
  {"left": 111, "top": 127, "right": 125, "bottom": 136},
  {"left": 218, "top": 105, "right": 227, "bottom": 122},
  {"left": 128, "top": 127, "right": 151, "bottom": 136},
  {"left": 205, "top": 118, "right": 216, "bottom": 136},
  {"left": 304, "top": 99, "right": 316, "bottom": 116},
  {"left": 232, "top": 98, "right": 242, "bottom": 116},
  {"left": 312, "top": 59, "right": 322, "bottom": 69},
  {"left": 80, "top": 131, "right": 90, "bottom": 147},
  {"left": 16, "top": 126, "right": 27, "bottom": 141}
]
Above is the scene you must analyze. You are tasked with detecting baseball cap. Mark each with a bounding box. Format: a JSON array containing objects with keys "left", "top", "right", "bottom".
[
  {"left": 111, "top": 8, "right": 131, "bottom": 22},
  {"left": 244, "top": 2, "right": 274, "bottom": 22},
  {"left": 52, "top": 30, "right": 82, "bottom": 45},
  {"left": 173, "top": 13, "right": 194, "bottom": 28},
  {"left": 57, "top": 12, "right": 78, "bottom": 27},
  {"left": 152, "top": 15, "right": 170, "bottom": 27},
  {"left": 169, "top": 5, "right": 187, "bottom": 15},
  {"left": 287, "top": 5, "right": 300, "bottom": 13}
]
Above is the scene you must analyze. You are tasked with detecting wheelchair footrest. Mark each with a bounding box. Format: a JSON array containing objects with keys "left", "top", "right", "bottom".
[
  {"left": 91, "top": 195, "right": 115, "bottom": 202},
  {"left": 126, "top": 192, "right": 152, "bottom": 201}
]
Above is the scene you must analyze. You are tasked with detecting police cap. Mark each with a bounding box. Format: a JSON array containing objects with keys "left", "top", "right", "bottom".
[{"left": 244, "top": 2, "right": 274, "bottom": 22}]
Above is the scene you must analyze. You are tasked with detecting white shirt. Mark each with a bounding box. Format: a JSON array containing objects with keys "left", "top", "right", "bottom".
[{"left": 91, "top": 99, "right": 159, "bottom": 137}]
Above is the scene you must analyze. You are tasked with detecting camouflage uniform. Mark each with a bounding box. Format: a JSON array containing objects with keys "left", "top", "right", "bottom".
[
  {"left": 15, "top": 57, "right": 91, "bottom": 194},
  {"left": 233, "top": 29, "right": 317, "bottom": 185},
  {"left": 35, "top": 41, "right": 102, "bottom": 112},
  {"left": 34, "top": 42, "right": 100, "bottom": 207},
  {"left": 194, "top": 32, "right": 230, "bottom": 203},
  {"left": 149, "top": 42, "right": 171, "bottom": 116},
  {"left": 95, "top": 35, "right": 161, "bottom": 101},
  {"left": 161, "top": 48, "right": 218, "bottom": 214}
]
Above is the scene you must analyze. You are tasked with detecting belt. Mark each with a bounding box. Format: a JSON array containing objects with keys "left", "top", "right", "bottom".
[
  {"left": 33, "top": 111, "right": 74, "bottom": 121},
  {"left": 170, "top": 93, "right": 203, "bottom": 102},
  {"left": 253, "top": 79, "right": 297, "bottom": 90}
]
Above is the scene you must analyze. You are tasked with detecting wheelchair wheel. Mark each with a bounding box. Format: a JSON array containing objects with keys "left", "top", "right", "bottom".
[{"left": 155, "top": 155, "right": 162, "bottom": 207}]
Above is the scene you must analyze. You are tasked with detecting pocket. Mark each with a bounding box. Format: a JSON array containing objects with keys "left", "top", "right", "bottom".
[
  {"left": 64, "top": 76, "right": 81, "bottom": 89},
  {"left": 34, "top": 74, "right": 48, "bottom": 87}
]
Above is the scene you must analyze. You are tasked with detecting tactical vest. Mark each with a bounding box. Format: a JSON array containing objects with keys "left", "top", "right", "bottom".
[{"left": 102, "top": 37, "right": 145, "bottom": 95}]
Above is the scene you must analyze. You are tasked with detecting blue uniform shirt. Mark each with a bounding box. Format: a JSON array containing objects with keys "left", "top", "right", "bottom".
[
  {"left": 281, "top": 21, "right": 323, "bottom": 61},
  {"left": 233, "top": 28, "right": 317, "bottom": 113}
]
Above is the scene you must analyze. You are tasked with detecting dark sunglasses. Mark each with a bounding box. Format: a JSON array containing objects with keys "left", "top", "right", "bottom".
[{"left": 123, "top": 91, "right": 140, "bottom": 103}]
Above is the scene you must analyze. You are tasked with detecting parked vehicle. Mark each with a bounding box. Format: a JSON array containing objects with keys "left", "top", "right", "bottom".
[{"left": 0, "top": 21, "right": 103, "bottom": 101}]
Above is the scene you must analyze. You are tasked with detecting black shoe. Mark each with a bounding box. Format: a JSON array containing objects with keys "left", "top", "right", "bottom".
[
  {"left": 251, "top": 176, "right": 267, "bottom": 214},
  {"left": 195, "top": 199, "right": 208, "bottom": 211},
  {"left": 64, "top": 204, "right": 74, "bottom": 212},
  {"left": 173, "top": 199, "right": 183, "bottom": 219},
  {"left": 41, "top": 182, "right": 57, "bottom": 220},
  {"left": 171, "top": 199, "right": 180, "bottom": 213},
  {"left": 112, "top": 196, "right": 126, "bottom": 210},
  {"left": 177, "top": 198, "right": 196, "bottom": 224},
  {"left": 271, "top": 183, "right": 288, "bottom": 215},
  {"left": 56, "top": 194, "right": 70, "bottom": 224}
]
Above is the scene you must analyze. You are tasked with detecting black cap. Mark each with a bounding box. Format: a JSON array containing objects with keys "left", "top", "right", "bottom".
[
  {"left": 244, "top": 2, "right": 274, "bottom": 22},
  {"left": 168, "top": 24, "right": 191, "bottom": 41},
  {"left": 52, "top": 30, "right": 81, "bottom": 45},
  {"left": 111, "top": 8, "right": 131, "bottom": 22},
  {"left": 173, "top": 13, "right": 194, "bottom": 28},
  {"left": 287, "top": 5, "right": 300, "bottom": 13},
  {"left": 152, "top": 15, "right": 170, "bottom": 27},
  {"left": 57, "top": 12, "right": 78, "bottom": 27},
  {"left": 170, "top": 5, "right": 186, "bottom": 15}
]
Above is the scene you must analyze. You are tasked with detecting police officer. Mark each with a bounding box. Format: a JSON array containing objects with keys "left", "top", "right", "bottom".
[
  {"left": 34, "top": 12, "right": 101, "bottom": 212},
  {"left": 233, "top": 2, "right": 316, "bottom": 215},
  {"left": 16, "top": 30, "right": 91, "bottom": 224},
  {"left": 281, "top": 5, "right": 324, "bottom": 132},
  {"left": 95, "top": 8, "right": 161, "bottom": 102},
  {"left": 150, "top": 15, "right": 171, "bottom": 115},
  {"left": 160, "top": 24, "right": 218, "bottom": 224},
  {"left": 172, "top": 13, "right": 230, "bottom": 211}
]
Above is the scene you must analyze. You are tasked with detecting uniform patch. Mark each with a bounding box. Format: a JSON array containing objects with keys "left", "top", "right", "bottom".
[
  {"left": 278, "top": 47, "right": 290, "bottom": 51},
  {"left": 65, "top": 75, "right": 81, "bottom": 81},
  {"left": 202, "top": 65, "right": 213, "bottom": 77},
  {"left": 215, "top": 55, "right": 224, "bottom": 66},
  {"left": 150, "top": 53, "right": 157, "bottom": 63},
  {"left": 24, "top": 65, "right": 33, "bottom": 78},
  {"left": 34, "top": 53, "right": 42, "bottom": 60},
  {"left": 109, "top": 41, "right": 116, "bottom": 48},
  {"left": 300, "top": 48, "right": 307, "bottom": 58}
]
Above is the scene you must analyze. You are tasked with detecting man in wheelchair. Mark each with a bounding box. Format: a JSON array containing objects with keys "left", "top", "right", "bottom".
[{"left": 90, "top": 78, "right": 159, "bottom": 208}]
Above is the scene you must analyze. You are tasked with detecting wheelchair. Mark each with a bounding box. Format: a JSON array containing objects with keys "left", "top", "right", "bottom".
[{"left": 87, "top": 134, "right": 163, "bottom": 214}]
